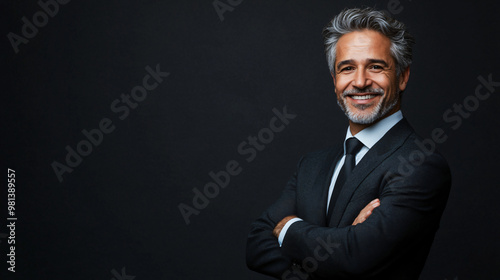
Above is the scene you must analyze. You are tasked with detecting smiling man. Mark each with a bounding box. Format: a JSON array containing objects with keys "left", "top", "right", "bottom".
[
  {"left": 246, "top": 8, "right": 451, "bottom": 280},
  {"left": 334, "top": 29, "right": 407, "bottom": 133}
]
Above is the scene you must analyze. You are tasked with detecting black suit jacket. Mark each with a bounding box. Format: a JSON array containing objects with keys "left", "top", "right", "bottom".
[{"left": 246, "top": 119, "right": 451, "bottom": 280}]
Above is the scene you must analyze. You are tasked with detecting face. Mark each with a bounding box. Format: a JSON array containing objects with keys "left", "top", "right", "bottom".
[{"left": 332, "top": 29, "right": 409, "bottom": 125}]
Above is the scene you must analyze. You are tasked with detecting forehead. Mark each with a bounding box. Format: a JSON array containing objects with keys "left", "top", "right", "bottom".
[{"left": 336, "top": 29, "right": 392, "bottom": 62}]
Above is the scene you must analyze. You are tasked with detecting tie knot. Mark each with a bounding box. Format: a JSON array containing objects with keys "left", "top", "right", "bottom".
[{"left": 345, "top": 137, "right": 363, "bottom": 155}]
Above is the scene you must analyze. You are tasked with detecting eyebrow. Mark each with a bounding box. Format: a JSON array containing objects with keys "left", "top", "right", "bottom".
[
  {"left": 336, "top": 59, "right": 389, "bottom": 70},
  {"left": 336, "top": 59, "right": 354, "bottom": 70},
  {"left": 367, "top": 59, "right": 389, "bottom": 67}
]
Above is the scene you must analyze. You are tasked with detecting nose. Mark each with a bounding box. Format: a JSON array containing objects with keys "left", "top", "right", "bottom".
[{"left": 352, "top": 69, "right": 372, "bottom": 89}]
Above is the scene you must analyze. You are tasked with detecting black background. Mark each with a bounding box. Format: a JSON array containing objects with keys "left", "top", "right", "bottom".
[{"left": 2, "top": 0, "right": 500, "bottom": 279}]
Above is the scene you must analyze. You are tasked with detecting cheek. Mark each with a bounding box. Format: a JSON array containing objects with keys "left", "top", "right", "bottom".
[
  {"left": 373, "top": 77, "right": 395, "bottom": 94},
  {"left": 334, "top": 79, "right": 348, "bottom": 94}
]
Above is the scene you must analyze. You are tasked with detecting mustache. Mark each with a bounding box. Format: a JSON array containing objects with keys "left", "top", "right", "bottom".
[{"left": 342, "top": 88, "right": 384, "bottom": 97}]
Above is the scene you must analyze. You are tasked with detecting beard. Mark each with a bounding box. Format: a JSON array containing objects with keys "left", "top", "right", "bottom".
[{"left": 337, "top": 87, "right": 400, "bottom": 125}]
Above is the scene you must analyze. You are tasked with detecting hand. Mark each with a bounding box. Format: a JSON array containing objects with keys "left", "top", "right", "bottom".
[
  {"left": 352, "top": 198, "right": 380, "bottom": 226},
  {"left": 273, "top": 215, "right": 298, "bottom": 238}
]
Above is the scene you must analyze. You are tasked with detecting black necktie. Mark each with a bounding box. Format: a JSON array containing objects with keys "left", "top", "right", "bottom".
[{"left": 326, "top": 137, "right": 364, "bottom": 222}]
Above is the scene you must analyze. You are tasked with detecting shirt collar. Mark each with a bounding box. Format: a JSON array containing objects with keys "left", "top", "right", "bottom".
[{"left": 344, "top": 110, "right": 403, "bottom": 151}]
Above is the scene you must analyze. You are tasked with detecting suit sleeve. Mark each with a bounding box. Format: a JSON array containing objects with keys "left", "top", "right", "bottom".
[
  {"left": 281, "top": 152, "right": 451, "bottom": 278},
  {"left": 246, "top": 157, "right": 308, "bottom": 279}
]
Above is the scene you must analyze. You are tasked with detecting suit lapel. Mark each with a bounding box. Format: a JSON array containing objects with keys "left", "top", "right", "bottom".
[
  {"left": 328, "top": 119, "right": 414, "bottom": 226},
  {"left": 307, "top": 146, "right": 343, "bottom": 226}
]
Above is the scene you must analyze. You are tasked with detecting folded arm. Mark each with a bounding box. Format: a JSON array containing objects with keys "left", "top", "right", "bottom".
[
  {"left": 280, "top": 157, "right": 451, "bottom": 278},
  {"left": 246, "top": 158, "right": 386, "bottom": 278}
]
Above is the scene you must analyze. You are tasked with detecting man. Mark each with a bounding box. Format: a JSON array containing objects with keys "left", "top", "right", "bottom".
[{"left": 246, "top": 7, "right": 451, "bottom": 280}]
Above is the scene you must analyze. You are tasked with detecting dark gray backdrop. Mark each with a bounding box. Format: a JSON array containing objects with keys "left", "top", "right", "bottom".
[{"left": 2, "top": 0, "right": 500, "bottom": 279}]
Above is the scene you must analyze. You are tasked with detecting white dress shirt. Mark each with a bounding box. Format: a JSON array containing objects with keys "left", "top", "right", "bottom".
[{"left": 278, "top": 111, "right": 403, "bottom": 246}]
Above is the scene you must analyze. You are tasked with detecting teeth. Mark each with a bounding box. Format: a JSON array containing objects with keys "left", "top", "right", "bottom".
[{"left": 351, "top": 95, "right": 376, "bottom": 100}]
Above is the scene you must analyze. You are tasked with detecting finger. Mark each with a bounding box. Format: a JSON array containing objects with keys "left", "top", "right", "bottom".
[
  {"left": 364, "top": 203, "right": 379, "bottom": 212},
  {"left": 370, "top": 200, "right": 380, "bottom": 207},
  {"left": 369, "top": 199, "right": 380, "bottom": 205},
  {"left": 364, "top": 210, "right": 371, "bottom": 218}
]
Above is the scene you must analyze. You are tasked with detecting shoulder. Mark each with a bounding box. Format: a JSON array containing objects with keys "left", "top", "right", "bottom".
[
  {"left": 300, "top": 145, "right": 339, "bottom": 163},
  {"left": 290, "top": 146, "right": 341, "bottom": 177},
  {"left": 398, "top": 127, "right": 450, "bottom": 171},
  {"left": 384, "top": 118, "right": 450, "bottom": 170},
  {"left": 383, "top": 125, "right": 452, "bottom": 192}
]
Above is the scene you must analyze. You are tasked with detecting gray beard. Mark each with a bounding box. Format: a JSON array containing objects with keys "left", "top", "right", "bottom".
[{"left": 337, "top": 90, "right": 399, "bottom": 125}]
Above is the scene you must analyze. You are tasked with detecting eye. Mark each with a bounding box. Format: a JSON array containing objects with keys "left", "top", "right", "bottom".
[
  {"left": 340, "top": 66, "right": 354, "bottom": 72},
  {"left": 369, "top": 65, "right": 384, "bottom": 71}
]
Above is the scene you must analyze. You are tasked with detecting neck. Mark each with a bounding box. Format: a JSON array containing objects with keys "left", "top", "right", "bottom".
[
  {"left": 349, "top": 107, "right": 400, "bottom": 136},
  {"left": 349, "top": 122, "right": 370, "bottom": 136}
]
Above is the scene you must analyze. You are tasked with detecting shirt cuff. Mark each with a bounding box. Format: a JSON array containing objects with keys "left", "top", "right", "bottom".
[{"left": 278, "top": 217, "right": 303, "bottom": 247}]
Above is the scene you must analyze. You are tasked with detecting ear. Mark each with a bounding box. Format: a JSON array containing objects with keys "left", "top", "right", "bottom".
[
  {"left": 331, "top": 71, "right": 337, "bottom": 93},
  {"left": 398, "top": 67, "right": 410, "bottom": 92}
]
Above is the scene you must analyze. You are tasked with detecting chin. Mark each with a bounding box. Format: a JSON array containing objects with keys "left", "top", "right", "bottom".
[
  {"left": 339, "top": 95, "right": 399, "bottom": 126},
  {"left": 348, "top": 113, "right": 380, "bottom": 124},
  {"left": 345, "top": 103, "right": 381, "bottom": 124}
]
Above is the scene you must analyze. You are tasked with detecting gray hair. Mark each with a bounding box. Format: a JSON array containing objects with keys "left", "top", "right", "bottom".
[{"left": 323, "top": 7, "right": 415, "bottom": 76}]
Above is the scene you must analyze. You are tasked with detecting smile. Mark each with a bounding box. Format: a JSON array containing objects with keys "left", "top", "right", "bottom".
[{"left": 350, "top": 94, "right": 378, "bottom": 100}]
